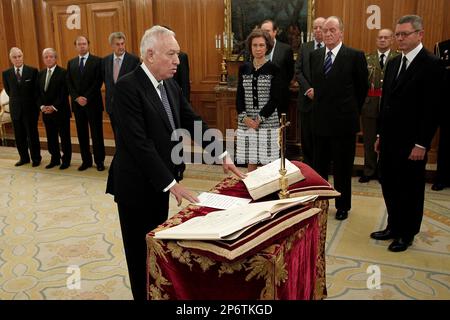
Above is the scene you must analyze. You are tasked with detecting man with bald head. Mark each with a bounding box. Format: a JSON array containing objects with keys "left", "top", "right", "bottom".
[
  {"left": 2, "top": 47, "right": 40, "bottom": 167},
  {"left": 309, "top": 16, "right": 368, "bottom": 221},
  {"left": 359, "top": 29, "right": 398, "bottom": 183},
  {"left": 295, "top": 17, "right": 325, "bottom": 165},
  {"left": 67, "top": 36, "right": 105, "bottom": 171}
]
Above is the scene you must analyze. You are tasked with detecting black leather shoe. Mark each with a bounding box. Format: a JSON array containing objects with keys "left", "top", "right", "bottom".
[
  {"left": 15, "top": 159, "right": 30, "bottom": 166},
  {"left": 45, "top": 162, "right": 60, "bottom": 169},
  {"left": 358, "top": 175, "right": 372, "bottom": 183},
  {"left": 78, "top": 163, "right": 92, "bottom": 171},
  {"left": 335, "top": 209, "right": 348, "bottom": 221},
  {"left": 431, "top": 183, "right": 446, "bottom": 191},
  {"left": 96, "top": 163, "right": 105, "bottom": 171},
  {"left": 32, "top": 161, "right": 41, "bottom": 167},
  {"left": 59, "top": 163, "right": 70, "bottom": 170},
  {"left": 388, "top": 238, "right": 413, "bottom": 252},
  {"left": 370, "top": 228, "right": 395, "bottom": 240}
]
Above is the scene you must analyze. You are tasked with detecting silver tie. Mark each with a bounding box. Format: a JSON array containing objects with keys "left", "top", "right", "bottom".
[
  {"left": 157, "top": 83, "right": 176, "bottom": 131},
  {"left": 44, "top": 69, "right": 52, "bottom": 92}
]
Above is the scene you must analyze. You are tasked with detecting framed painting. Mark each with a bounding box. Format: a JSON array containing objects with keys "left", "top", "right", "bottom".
[{"left": 224, "top": 0, "right": 315, "bottom": 60}]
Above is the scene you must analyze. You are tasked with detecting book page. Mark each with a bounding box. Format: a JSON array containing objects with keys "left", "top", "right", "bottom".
[
  {"left": 243, "top": 159, "right": 301, "bottom": 191},
  {"left": 195, "top": 192, "right": 251, "bottom": 210},
  {"left": 154, "top": 196, "right": 317, "bottom": 240}
]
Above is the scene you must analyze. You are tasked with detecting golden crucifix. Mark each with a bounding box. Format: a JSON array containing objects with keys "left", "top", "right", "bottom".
[{"left": 278, "top": 113, "right": 291, "bottom": 199}]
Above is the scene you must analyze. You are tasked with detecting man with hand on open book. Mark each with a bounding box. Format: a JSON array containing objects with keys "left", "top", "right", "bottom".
[{"left": 106, "top": 26, "right": 244, "bottom": 300}]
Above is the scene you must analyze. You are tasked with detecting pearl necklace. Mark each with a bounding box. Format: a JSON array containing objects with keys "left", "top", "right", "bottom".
[{"left": 253, "top": 59, "right": 266, "bottom": 70}]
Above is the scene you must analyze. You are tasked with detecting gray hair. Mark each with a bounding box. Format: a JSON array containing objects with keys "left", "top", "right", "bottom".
[
  {"left": 139, "top": 25, "right": 175, "bottom": 59},
  {"left": 9, "top": 47, "right": 23, "bottom": 58},
  {"left": 326, "top": 16, "right": 344, "bottom": 31},
  {"left": 42, "top": 48, "right": 57, "bottom": 58},
  {"left": 397, "top": 15, "right": 423, "bottom": 31},
  {"left": 109, "top": 31, "right": 126, "bottom": 45}
]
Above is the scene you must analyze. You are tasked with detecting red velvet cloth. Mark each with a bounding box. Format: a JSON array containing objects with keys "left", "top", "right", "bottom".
[
  {"left": 147, "top": 215, "right": 319, "bottom": 300},
  {"left": 146, "top": 161, "right": 333, "bottom": 300}
]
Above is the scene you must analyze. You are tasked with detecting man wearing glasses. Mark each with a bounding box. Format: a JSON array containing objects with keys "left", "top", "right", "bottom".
[{"left": 371, "top": 15, "right": 446, "bottom": 252}]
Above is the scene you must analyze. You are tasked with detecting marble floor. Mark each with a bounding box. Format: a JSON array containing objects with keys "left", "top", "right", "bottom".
[{"left": 0, "top": 146, "right": 449, "bottom": 300}]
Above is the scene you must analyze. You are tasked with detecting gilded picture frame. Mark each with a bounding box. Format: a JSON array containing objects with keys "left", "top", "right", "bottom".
[{"left": 224, "top": 0, "right": 315, "bottom": 61}]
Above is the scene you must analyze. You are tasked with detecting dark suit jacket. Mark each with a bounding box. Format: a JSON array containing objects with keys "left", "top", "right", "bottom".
[
  {"left": 102, "top": 52, "right": 140, "bottom": 114},
  {"left": 379, "top": 48, "right": 445, "bottom": 156},
  {"left": 106, "top": 66, "right": 211, "bottom": 205},
  {"left": 36, "top": 65, "right": 71, "bottom": 119},
  {"left": 2, "top": 65, "right": 38, "bottom": 121},
  {"left": 310, "top": 44, "right": 368, "bottom": 136},
  {"left": 66, "top": 54, "right": 103, "bottom": 111},
  {"left": 173, "top": 51, "right": 191, "bottom": 102},
  {"left": 295, "top": 40, "right": 315, "bottom": 112},
  {"left": 271, "top": 40, "right": 294, "bottom": 115}
]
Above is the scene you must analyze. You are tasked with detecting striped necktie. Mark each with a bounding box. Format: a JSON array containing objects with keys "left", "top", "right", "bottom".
[
  {"left": 324, "top": 51, "right": 333, "bottom": 75},
  {"left": 157, "top": 83, "right": 176, "bottom": 131},
  {"left": 16, "top": 68, "right": 22, "bottom": 82}
]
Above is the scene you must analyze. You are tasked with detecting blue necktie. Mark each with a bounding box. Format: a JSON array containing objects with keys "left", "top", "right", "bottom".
[
  {"left": 79, "top": 57, "right": 85, "bottom": 74},
  {"left": 324, "top": 51, "right": 333, "bottom": 76},
  {"left": 158, "top": 83, "right": 176, "bottom": 131}
]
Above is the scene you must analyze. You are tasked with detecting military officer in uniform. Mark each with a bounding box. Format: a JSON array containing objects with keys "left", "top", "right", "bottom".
[
  {"left": 431, "top": 39, "right": 450, "bottom": 191},
  {"left": 359, "top": 29, "right": 399, "bottom": 183}
]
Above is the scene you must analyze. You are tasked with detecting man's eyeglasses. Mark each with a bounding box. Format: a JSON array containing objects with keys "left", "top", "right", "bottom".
[{"left": 394, "top": 30, "right": 421, "bottom": 38}]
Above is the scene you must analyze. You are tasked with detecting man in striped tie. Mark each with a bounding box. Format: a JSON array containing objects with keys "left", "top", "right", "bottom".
[
  {"left": 309, "top": 16, "right": 369, "bottom": 221},
  {"left": 106, "top": 26, "right": 245, "bottom": 300}
]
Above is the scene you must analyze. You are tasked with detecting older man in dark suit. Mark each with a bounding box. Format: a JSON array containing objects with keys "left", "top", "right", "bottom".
[
  {"left": 37, "top": 48, "right": 72, "bottom": 169},
  {"left": 106, "top": 26, "right": 244, "bottom": 300},
  {"left": 260, "top": 19, "right": 295, "bottom": 117},
  {"left": 67, "top": 36, "right": 105, "bottom": 171},
  {"left": 310, "top": 16, "right": 368, "bottom": 221},
  {"left": 371, "top": 15, "right": 446, "bottom": 252},
  {"left": 102, "top": 32, "right": 140, "bottom": 137},
  {"left": 295, "top": 17, "right": 325, "bottom": 165},
  {"left": 2, "top": 47, "right": 40, "bottom": 166}
]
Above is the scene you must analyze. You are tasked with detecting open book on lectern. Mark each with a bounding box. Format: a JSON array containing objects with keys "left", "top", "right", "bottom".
[
  {"left": 154, "top": 195, "right": 318, "bottom": 240},
  {"left": 242, "top": 159, "right": 305, "bottom": 200}
]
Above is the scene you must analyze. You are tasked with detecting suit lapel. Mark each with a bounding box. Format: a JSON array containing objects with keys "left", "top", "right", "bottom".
[
  {"left": 80, "top": 55, "right": 92, "bottom": 79},
  {"left": 164, "top": 80, "right": 180, "bottom": 128},
  {"left": 314, "top": 48, "right": 326, "bottom": 82},
  {"left": 272, "top": 44, "right": 281, "bottom": 65},
  {"left": 135, "top": 68, "right": 174, "bottom": 133},
  {"left": 327, "top": 45, "right": 346, "bottom": 77},
  {"left": 393, "top": 48, "right": 426, "bottom": 92},
  {"left": 40, "top": 69, "right": 46, "bottom": 91},
  {"left": 119, "top": 53, "right": 128, "bottom": 78},
  {"left": 48, "top": 66, "right": 60, "bottom": 91},
  {"left": 107, "top": 54, "right": 113, "bottom": 81}
]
